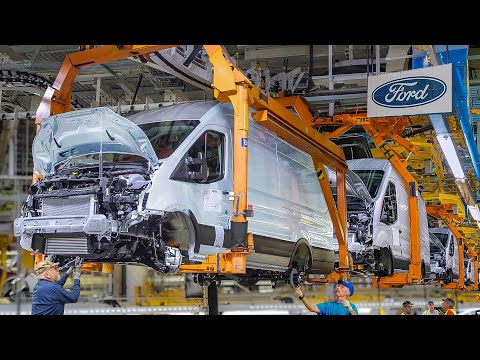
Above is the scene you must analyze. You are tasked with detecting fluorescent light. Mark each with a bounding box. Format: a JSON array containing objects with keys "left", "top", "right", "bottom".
[
  {"left": 436, "top": 134, "right": 466, "bottom": 179},
  {"left": 468, "top": 205, "right": 480, "bottom": 221}
]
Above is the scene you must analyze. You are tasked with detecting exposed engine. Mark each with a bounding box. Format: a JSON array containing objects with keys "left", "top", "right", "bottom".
[
  {"left": 14, "top": 164, "right": 182, "bottom": 273},
  {"left": 347, "top": 206, "right": 376, "bottom": 273}
]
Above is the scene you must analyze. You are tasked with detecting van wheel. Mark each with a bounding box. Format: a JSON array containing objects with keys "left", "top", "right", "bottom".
[
  {"left": 291, "top": 244, "right": 312, "bottom": 273},
  {"left": 376, "top": 247, "right": 393, "bottom": 277},
  {"left": 444, "top": 269, "right": 453, "bottom": 284}
]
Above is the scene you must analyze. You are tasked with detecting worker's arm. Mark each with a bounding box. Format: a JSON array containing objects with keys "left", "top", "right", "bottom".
[
  {"left": 56, "top": 272, "right": 70, "bottom": 286},
  {"left": 348, "top": 303, "right": 359, "bottom": 315},
  {"left": 51, "top": 279, "right": 81, "bottom": 303},
  {"left": 294, "top": 287, "right": 320, "bottom": 314},
  {"left": 300, "top": 296, "right": 321, "bottom": 314},
  {"left": 340, "top": 299, "right": 358, "bottom": 315}
]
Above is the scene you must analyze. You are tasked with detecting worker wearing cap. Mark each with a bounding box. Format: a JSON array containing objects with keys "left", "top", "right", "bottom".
[
  {"left": 31, "top": 259, "right": 81, "bottom": 315},
  {"left": 422, "top": 301, "right": 439, "bottom": 315},
  {"left": 441, "top": 298, "right": 456, "bottom": 315},
  {"left": 294, "top": 279, "right": 358, "bottom": 315},
  {"left": 401, "top": 300, "right": 414, "bottom": 315}
]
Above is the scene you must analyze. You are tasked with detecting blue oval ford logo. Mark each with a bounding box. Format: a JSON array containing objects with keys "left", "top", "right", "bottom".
[{"left": 372, "top": 76, "right": 446, "bottom": 108}]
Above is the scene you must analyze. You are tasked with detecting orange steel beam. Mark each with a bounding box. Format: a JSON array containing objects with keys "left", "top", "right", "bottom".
[
  {"left": 179, "top": 252, "right": 247, "bottom": 274},
  {"left": 370, "top": 121, "right": 419, "bottom": 154},
  {"left": 35, "top": 45, "right": 175, "bottom": 130},
  {"left": 326, "top": 125, "right": 354, "bottom": 139},
  {"left": 275, "top": 95, "right": 314, "bottom": 123},
  {"left": 203, "top": 45, "right": 254, "bottom": 251}
]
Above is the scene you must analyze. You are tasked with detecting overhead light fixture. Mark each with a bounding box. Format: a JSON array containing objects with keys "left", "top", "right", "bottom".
[{"left": 436, "top": 133, "right": 466, "bottom": 179}]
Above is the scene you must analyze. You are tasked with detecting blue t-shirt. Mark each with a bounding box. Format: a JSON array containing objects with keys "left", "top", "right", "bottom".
[
  {"left": 31, "top": 273, "right": 80, "bottom": 315},
  {"left": 316, "top": 301, "right": 358, "bottom": 315}
]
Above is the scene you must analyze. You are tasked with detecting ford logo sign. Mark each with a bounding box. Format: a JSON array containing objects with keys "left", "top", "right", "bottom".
[{"left": 372, "top": 76, "right": 447, "bottom": 108}]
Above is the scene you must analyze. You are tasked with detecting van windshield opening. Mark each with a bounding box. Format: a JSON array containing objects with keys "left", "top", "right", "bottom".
[
  {"left": 351, "top": 170, "right": 384, "bottom": 198},
  {"left": 138, "top": 120, "right": 200, "bottom": 159},
  {"left": 432, "top": 232, "right": 449, "bottom": 247}
]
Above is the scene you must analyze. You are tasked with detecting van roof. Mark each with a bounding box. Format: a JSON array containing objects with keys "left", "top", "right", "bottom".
[
  {"left": 429, "top": 227, "right": 450, "bottom": 235},
  {"left": 127, "top": 100, "right": 219, "bottom": 125},
  {"left": 347, "top": 158, "right": 391, "bottom": 171}
]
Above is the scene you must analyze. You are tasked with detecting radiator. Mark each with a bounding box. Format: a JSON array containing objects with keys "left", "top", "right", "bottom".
[
  {"left": 42, "top": 194, "right": 91, "bottom": 217},
  {"left": 45, "top": 237, "right": 89, "bottom": 255}
]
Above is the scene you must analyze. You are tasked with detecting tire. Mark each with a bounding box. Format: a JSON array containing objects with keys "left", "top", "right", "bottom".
[
  {"left": 421, "top": 261, "right": 426, "bottom": 280},
  {"left": 291, "top": 243, "right": 312, "bottom": 273},
  {"left": 446, "top": 269, "right": 453, "bottom": 284},
  {"left": 376, "top": 247, "right": 393, "bottom": 277}
]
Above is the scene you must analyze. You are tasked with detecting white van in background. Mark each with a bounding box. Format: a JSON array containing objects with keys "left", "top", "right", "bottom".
[
  {"left": 330, "top": 158, "right": 431, "bottom": 278},
  {"left": 15, "top": 101, "right": 335, "bottom": 282},
  {"left": 465, "top": 257, "right": 476, "bottom": 286},
  {"left": 428, "top": 228, "right": 459, "bottom": 283}
]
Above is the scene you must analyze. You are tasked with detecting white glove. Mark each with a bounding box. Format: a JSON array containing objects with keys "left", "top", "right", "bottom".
[
  {"left": 73, "top": 267, "right": 81, "bottom": 280},
  {"left": 66, "top": 266, "right": 74, "bottom": 275},
  {"left": 340, "top": 299, "right": 353, "bottom": 311},
  {"left": 294, "top": 287, "right": 304, "bottom": 298}
]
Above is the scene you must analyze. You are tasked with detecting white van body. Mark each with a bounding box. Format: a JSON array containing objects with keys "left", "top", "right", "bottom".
[
  {"left": 465, "top": 258, "right": 476, "bottom": 286},
  {"left": 14, "top": 101, "right": 335, "bottom": 278},
  {"left": 428, "top": 228, "right": 459, "bottom": 283},
  {"left": 330, "top": 158, "right": 431, "bottom": 277}
]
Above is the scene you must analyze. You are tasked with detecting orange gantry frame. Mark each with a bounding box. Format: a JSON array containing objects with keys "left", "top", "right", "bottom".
[
  {"left": 427, "top": 204, "right": 479, "bottom": 291},
  {"left": 314, "top": 112, "right": 425, "bottom": 287},
  {"left": 33, "top": 45, "right": 175, "bottom": 273},
  {"left": 32, "top": 45, "right": 350, "bottom": 278}
]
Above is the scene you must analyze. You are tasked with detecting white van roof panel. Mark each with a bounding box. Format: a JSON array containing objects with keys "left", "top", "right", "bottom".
[
  {"left": 347, "top": 158, "right": 391, "bottom": 171},
  {"left": 128, "top": 100, "right": 218, "bottom": 124}
]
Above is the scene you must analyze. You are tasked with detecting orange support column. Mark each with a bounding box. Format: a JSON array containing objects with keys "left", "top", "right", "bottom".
[
  {"left": 336, "top": 170, "right": 349, "bottom": 276},
  {"left": 227, "top": 83, "right": 250, "bottom": 249}
]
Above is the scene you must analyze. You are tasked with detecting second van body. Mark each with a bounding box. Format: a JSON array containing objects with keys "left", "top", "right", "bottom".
[
  {"left": 330, "top": 158, "right": 431, "bottom": 278},
  {"left": 428, "top": 228, "right": 459, "bottom": 283}
]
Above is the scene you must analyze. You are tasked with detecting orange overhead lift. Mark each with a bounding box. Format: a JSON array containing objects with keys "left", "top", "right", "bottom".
[
  {"left": 314, "top": 112, "right": 426, "bottom": 287},
  {"left": 425, "top": 204, "right": 479, "bottom": 290},
  {"left": 314, "top": 111, "right": 480, "bottom": 289},
  {"left": 32, "top": 45, "right": 351, "bottom": 281}
]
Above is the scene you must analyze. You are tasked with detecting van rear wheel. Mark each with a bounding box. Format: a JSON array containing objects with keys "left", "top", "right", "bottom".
[
  {"left": 445, "top": 269, "right": 453, "bottom": 284},
  {"left": 291, "top": 243, "right": 312, "bottom": 273},
  {"left": 376, "top": 247, "right": 393, "bottom": 277}
]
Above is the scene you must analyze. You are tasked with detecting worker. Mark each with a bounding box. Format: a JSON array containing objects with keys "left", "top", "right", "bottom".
[
  {"left": 31, "top": 259, "right": 81, "bottom": 315},
  {"left": 401, "top": 300, "right": 414, "bottom": 315},
  {"left": 441, "top": 297, "right": 457, "bottom": 315},
  {"left": 293, "top": 279, "right": 358, "bottom": 315},
  {"left": 422, "top": 300, "right": 439, "bottom": 315}
]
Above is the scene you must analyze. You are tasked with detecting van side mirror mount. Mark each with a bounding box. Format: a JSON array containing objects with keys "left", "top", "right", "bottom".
[{"left": 185, "top": 152, "right": 208, "bottom": 182}]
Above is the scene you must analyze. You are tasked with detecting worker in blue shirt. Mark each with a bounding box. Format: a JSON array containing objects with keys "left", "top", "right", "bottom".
[
  {"left": 294, "top": 279, "right": 358, "bottom": 315},
  {"left": 31, "top": 259, "right": 81, "bottom": 315}
]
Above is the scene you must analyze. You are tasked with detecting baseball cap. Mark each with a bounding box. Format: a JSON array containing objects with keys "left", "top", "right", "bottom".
[
  {"left": 337, "top": 279, "right": 354, "bottom": 296},
  {"left": 402, "top": 300, "right": 413, "bottom": 306},
  {"left": 443, "top": 298, "right": 455, "bottom": 307},
  {"left": 35, "top": 259, "right": 60, "bottom": 277},
  {"left": 427, "top": 301, "right": 434, "bottom": 305}
]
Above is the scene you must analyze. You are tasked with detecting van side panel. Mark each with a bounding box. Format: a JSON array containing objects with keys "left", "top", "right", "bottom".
[{"left": 246, "top": 122, "right": 334, "bottom": 273}]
